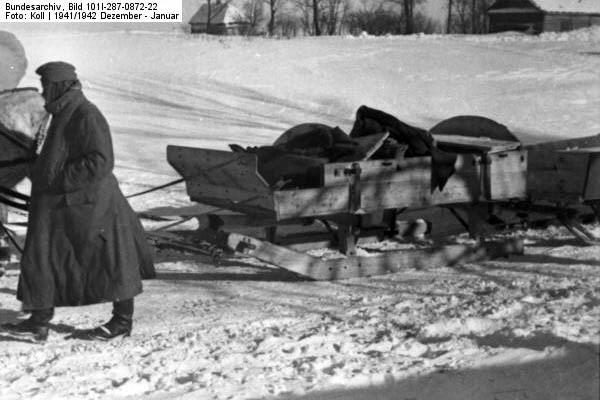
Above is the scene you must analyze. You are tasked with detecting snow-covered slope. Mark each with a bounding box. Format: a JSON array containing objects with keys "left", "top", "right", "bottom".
[
  {"left": 0, "top": 26, "right": 598, "bottom": 400},
  {"left": 7, "top": 26, "right": 600, "bottom": 189}
]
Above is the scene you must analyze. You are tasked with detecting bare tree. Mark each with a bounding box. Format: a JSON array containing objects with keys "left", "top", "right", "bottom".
[
  {"left": 447, "top": 0, "right": 493, "bottom": 34},
  {"left": 337, "top": 0, "right": 351, "bottom": 34},
  {"left": 206, "top": 0, "right": 212, "bottom": 33},
  {"left": 475, "top": 0, "right": 494, "bottom": 33},
  {"left": 312, "top": 0, "right": 322, "bottom": 35},
  {"left": 402, "top": 0, "right": 416, "bottom": 34},
  {"left": 241, "top": 0, "right": 265, "bottom": 34},
  {"left": 293, "top": 0, "right": 349, "bottom": 36},
  {"left": 453, "top": 0, "right": 470, "bottom": 33},
  {"left": 276, "top": 12, "right": 301, "bottom": 36},
  {"left": 292, "top": 0, "right": 314, "bottom": 34},
  {"left": 263, "top": 0, "right": 280, "bottom": 36},
  {"left": 414, "top": 11, "right": 441, "bottom": 33},
  {"left": 347, "top": 0, "right": 438, "bottom": 35},
  {"left": 385, "top": 0, "right": 424, "bottom": 34},
  {"left": 324, "top": 0, "right": 340, "bottom": 35},
  {"left": 322, "top": 0, "right": 349, "bottom": 35},
  {"left": 347, "top": 1, "right": 403, "bottom": 35},
  {"left": 471, "top": 0, "right": 477, "bottom": 33},
  {"left": 447, "top": 0, "right": 453, "bottom": 34}
]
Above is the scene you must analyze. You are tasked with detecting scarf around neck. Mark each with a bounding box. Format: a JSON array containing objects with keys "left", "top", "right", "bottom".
[
  {"left": 32, "top": 85, "right": 86, "bottom": 193},
  {"left": 43, "top": 80, "right": 82, "bottom": 114}
]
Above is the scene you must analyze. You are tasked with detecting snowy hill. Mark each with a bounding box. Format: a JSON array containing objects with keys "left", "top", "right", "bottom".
[
  {"left": 7, "top": 26, "right": 599, "bottom": 191},
  {"left": 0, "top": 26, "right": 599, "bottom": 400}
]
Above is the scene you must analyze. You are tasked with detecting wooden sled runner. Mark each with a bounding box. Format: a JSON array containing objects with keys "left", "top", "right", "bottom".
[{"left": 224, "top": 232, "right": 524, "bottom": 280}]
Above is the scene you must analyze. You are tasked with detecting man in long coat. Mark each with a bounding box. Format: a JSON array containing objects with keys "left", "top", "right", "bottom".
[{"left": 1, "top": 62, "right": 155, "bottom": 341}]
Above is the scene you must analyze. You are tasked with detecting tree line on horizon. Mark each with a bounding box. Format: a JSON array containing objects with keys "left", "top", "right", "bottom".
[{"left": 200, "top": 0, "right": 496, "bottom": 37}]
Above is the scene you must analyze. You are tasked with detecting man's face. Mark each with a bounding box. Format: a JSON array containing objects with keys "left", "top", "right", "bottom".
[{"left": 40, "top": 78, "right": 51, "bottom": 103}]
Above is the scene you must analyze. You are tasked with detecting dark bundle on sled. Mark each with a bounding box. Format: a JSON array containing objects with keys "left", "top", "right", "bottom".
[
  {"left": 229, "top": 105, "right": 459, "bottom": 190},
  {"left": 230, "top": 124, "right": 368, "bottom": 189},
  {"left": 349, "top": 105, "right": 457, "bottom": 191}
]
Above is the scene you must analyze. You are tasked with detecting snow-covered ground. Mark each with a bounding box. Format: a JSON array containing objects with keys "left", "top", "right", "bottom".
[{"left": 0, "top": 26, "right": 599, "bottom": 399}]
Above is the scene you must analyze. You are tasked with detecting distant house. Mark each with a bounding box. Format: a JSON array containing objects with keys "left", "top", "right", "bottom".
[
  {"left": 188, "top": 1, "right": 248, "bottom": 35},
  {"left": 487, "top": 0, "right": 600, "bottom": 33}
]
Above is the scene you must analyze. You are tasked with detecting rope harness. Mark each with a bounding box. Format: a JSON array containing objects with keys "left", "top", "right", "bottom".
[{"left": 0, "top": 177, "right": 185, "bottom": 256}]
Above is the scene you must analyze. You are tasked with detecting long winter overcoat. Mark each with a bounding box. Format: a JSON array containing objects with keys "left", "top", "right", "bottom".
[{"left": 17, "top": 87, "right": 155, "bottom": 310}]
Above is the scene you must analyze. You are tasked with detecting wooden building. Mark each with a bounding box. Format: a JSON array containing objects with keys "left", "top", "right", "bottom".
[
  {"left": 487, "top": 0, "right": 600, "bottom": 33},
  {"left": 188, "top": 1, "right": 248, "bottom": 35}
]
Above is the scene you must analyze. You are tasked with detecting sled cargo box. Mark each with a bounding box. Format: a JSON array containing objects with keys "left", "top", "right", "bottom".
[
  {"left": 167, "top": 135, "right": 527, "bottom": 222},
  {"left": 526, "top": 135, "right": 600, "bottom": 204}
]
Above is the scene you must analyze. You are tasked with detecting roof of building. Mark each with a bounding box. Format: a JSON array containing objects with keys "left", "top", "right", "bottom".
[
  {"left": 489, "top": 0, "right": 600, "bottom": 14},
  {"left": 188, "top": 2, "right": 245, "bottom": 25},
  {"left": 532, "top": 0, "right": 600, "bottom": 14}
]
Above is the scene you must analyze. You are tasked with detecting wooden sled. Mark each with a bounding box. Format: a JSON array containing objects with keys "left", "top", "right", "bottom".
[
  {"left": 167, "top": 134, "right": 528, "bottom": 221},
  {"left": 523, "top": 135, "right": 600, "bottom": 245},
  {"left": 165, "top": 132, "right": 531, "bottom": 280},
  {"left": 165, "top": 132, "right": 600, "bottom": 280}
]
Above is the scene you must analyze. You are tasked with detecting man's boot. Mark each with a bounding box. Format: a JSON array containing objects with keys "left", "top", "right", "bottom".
[
  {"left": 1, "top": 308, "right": 53, "bottom": 341},
  {"left": 87, "top": 299, "right": 133, "bottom": 341}
]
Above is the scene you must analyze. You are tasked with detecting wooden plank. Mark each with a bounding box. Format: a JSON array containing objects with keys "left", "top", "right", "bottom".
[
  {"left": 434, "top": 134, "right": 521, "bottom": 153},
  {"left": 559, "top": 147, "right": 600, "bottom": 202},
  {"left": 528, "top": 151, "right": 591, "bottom": 203},
  {"left": 167, "top": 145, "right": 275, "bottom": 211},
  {"left": 188, "top": 195, "right": 275, "bottom": 218},
  {"left": 487, "top": 150, "right": 528, "bottom": 200},
  {"left": 560, "top": 146, "right": 600, "bottom": 153},
  {"left": 335, "top": 154, "right": 485, "bottom": 205},
  {"left": 275, "top": 155, "right": 483, "bottom": 219},
  {"left": 186, "top": 183, "right": 274, "bottom": 212},
  {"left": 282, "top": 233, "right": 383, "bottom": 252},
  {"left": 195, "top": 212, "right": 306, "bottom": 230},
  {"left": 141, "top": 204, "right": 218, "bottom": 218},
  {"left": 525, "top": 134, "right": 600, "bottom": 153},
  {"left": 557, "top": 216, "right": 599, "bottom": 246},
  {"left": 279, "top": 149, "right": 525, "bottom": 220},
  {"left": 226, "top": 232, "right": 524, "bottom": 280},
  {"left": 585, "top": 153, "right": 600, "bottom": 200},
  {"left": 227, "top": 232, "right": 321, "bottom": 277},
  {"left": 274, "top": 186, "right": 349, "bottom": 220},
  {"left": 323, "top": 157, "right": 429, "bottom": 186},
  {"left": 527, "top": 137, "right": 600, "bottom": 203},
  {"left": 167, "top": 145, "right": 270, "bottom": 191}
]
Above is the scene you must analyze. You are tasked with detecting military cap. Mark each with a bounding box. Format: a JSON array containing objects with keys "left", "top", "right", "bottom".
[{"left": 35, "top": 61, "right": 77, "bottom": 82}]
